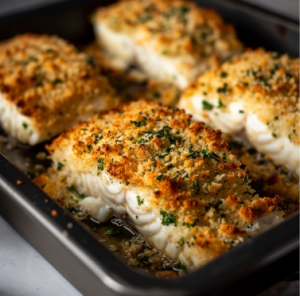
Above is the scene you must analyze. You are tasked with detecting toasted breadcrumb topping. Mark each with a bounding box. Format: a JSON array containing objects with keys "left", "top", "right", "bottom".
[
  {"left": 48, "top": 100, "right": 283, "bottom": 262},
  {"left": 94, "top": 0, "right": 242, "bottom": 58},
  {"left": 183, "top": 48, "right": 300, "bottom": 143},
  {"left": 0, "top": 34, "right": 116, "bottom": 132}
]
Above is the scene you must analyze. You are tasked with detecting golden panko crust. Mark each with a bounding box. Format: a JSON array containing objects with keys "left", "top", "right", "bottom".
[
  {"left": 0, "top": 34, "right": 116, "bottom": 132},
  {"left": 94, "top": 0, "right": 242, "bottom": 58},
  {"left": 47, "top": 100, "right": 282, "bottom": 232},
  {"left": 183, "top": 48, "right": 300, "bottom": 143}
]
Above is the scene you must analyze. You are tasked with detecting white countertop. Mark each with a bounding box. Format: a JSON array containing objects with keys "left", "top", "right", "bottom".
[{"left": 0, "top": 215, "right": 82, "bottom": 296}]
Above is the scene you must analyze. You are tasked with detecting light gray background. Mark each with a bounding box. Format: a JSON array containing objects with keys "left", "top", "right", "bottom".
[{"left": 0, "top": 0, "right": 299, "bottom": 295}]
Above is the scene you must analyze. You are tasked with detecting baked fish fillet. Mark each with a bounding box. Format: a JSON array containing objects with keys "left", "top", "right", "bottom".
[
  {"left": 84, "top": 42, "right": 181, "bottom": 106},
  {"left": 0, "top": 34, "right": 118, "bottom": 145},
  {"left": 178, "top": 48, "right": 300, "bottom": 176},
  {"left": 92, "top": 0, "right": 242, "bottom": 89},
  {"left": 47, "top": 100, "right": 283, "bottom": 270}
]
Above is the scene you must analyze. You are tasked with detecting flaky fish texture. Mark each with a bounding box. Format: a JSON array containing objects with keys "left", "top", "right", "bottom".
[
  {"left": 92, "top": 0, "right": 242, "bottom": 89},
  {"left": 178, "top": 48, "right": 300, "bottom": 176},
  {"left": 47, "top": 100, "right": 283, "bottom": 270},
  {"left": 0, "top": 34, "right": 118, "bottom": 145}
]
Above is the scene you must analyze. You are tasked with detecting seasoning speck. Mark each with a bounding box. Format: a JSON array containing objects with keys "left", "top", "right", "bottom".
[{"left": 51, "top": 209, "right": 58, "bottom": 217}]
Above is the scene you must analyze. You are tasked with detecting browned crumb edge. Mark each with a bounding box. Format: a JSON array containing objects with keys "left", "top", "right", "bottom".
[
  {"left": 34, "top": 169, "right": 184, "bottom": 276},
  {"left": 33, "top": 141, "right": 299, "bottom": 273}
]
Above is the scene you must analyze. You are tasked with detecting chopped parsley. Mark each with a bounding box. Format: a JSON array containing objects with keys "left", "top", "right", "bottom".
[
  {"left": 220, "top": 71, "right": 228, "bottom": 78},
  {"left": 137, "top": 196, "right": 144, "bottom": 205},
  {"left": 160, "top": 211, "right": 177, "bottom": 226},
  {"left": 153, "top": 91, "right": 161, "bottom": 98},
  {"left": 97, "top": 158, "right": 104, "bottom": 170},
  {"left": 86, "top": 144, "right": 92, "bottom": 153},
  {"left": 272, "top": 133, "right": 277, "bottom": 138},
  {"left": 274, "top": 116, "right": 279, "bottom": 120},
  {"left": 158, "top": 153, "right": 168, "bottom": 158},
  {"left": 202, "top": 100, "right": 213, "bottom": 110},
  {"left": 156, "top": 174, "right": 164, "bottom": 181},
  {"left": 222, "top": 153, "right": 227, "bottom": 163},
  {"left": 57, "top": 162, "right": 64, "bottom": 171},
  {"left": 130, "top": 120, "right": 147, "bottom": 127},
  {"left": 186, "top": 219, "right": 199, "bottom": 228},
  {"left": 242, "top": 173, "right": 250, "bottom": 185},
  {"left": 218, "top": 99, "right": 226, "bottom": 108},
  {"left": 67, "top": 185, "right": 85, "bottom": 200},
  {"left": 239, "top": 110, "right": 244, "bottom": 113},
  {"left": 173, "top": 262, "right": 187, "bottom": 271},
  {"left": 165, "top": 145, "right": 172, "bottom": 153},
  {"left": 178, "top": 237, "right": 185, "bottom": 245},
  {"left": 81, "top": 128, "right": 88, "bottom": 131},
  {"left": 52, "top": 78, "right": 63, "bottom": 85},
  {"left": 105, "top": 229, "right": 120, "bottom": 236},
  {"left": 92, "top": 133, "right": 103, "bottom": 144},
  {"left": 217, "top": 83, "right": 229, "bottom": 94},
  {"left": 214, "top": 199, "right": 223, "bottom": 213},
  {"left": 22, "top": 123, "right": 28, "bottom": 129}
]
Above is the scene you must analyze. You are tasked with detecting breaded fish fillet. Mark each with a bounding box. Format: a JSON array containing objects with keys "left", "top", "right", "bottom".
[
  {"left": 178, "top": 48, "right": 300, "bottom": 176},
  {"left": 84, "top": 42, "right": 181, "bottom": 106},
  {"left": 47, "top": 100, "right": 283, "bottom": 270},
  {"left": 92, "top": 0, "right": 242, "bottom": 89},
  {"left": 0, "top": 34, "right": 118, "bottom": 145}
]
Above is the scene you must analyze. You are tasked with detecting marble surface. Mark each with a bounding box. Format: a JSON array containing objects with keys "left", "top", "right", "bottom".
[
  {"left": 0, "top": 214, "right": 298, "bottom": 296},
  {"left": 0, "top": 215, "right": 82, "bottom": 296}
]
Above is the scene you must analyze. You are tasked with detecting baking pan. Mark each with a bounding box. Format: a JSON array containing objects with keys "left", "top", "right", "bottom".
[{"left": 0, "top": 0, "right": 299, "bottom": 295}]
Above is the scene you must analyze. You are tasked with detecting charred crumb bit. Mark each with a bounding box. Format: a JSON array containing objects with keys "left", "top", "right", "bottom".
[
  {"left": 67, "top": 223, "right": 73, "bottom": 229},
  {"left": 156, "top": 270, "right": 177, "bottom": 278},
  {"left": 51, "top": 210, "right": 58, "bottom": 217},
  {"left": 44, "top": 199, "right": 48, "bottom": 203}
]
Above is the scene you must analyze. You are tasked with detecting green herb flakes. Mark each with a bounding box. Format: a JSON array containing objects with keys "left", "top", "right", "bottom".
[
  {"left": 130, "top": 120, "right": 147, "bottom": 127},
  {"left": 67, "top": 185, "right": 85, "bottom": 200},
  {"left": 173, "top": 262, "right": 187, "bottom": 271},
  {"left": 57, "top": 162, "right": 64, "bottom": 171},
  {"left": 202, "top": 100, "right": 213, "bottom": 110},
  {"left": 160, "top": 211, "right": 177, "bottom": 226},
  {"left": 105, "top": 229, "right": 121, "bottom": 236},
  {"left": 137, "top": 196, "right": 144, "bottom": 205},
  {"left": 97, "top": 158, "right": 104, "bottom": 170}
]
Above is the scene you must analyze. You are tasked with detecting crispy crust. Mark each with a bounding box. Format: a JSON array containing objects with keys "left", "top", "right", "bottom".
[
  {"left": 94, "top": 0, "right": 242, "bottom": 58},
  {"left": 0, "top": 34, "right": 117, "bottom": 132},
  {"left": 48, "top": 100, "right": 282, "bottom": 228},
  {"left": 182, "top": 48, "right": 300, "bottom": 143}
]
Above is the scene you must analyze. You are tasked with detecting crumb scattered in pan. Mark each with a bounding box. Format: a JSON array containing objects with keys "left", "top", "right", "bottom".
[
  {"left": 67, "top": 223, "right": 73, "bottom": 229},
  {"left": 16, "top": 180, "right": 22, "bottom": 185},
  {"left": 51, "top": 209, "right": 58, "bottom": 217}
]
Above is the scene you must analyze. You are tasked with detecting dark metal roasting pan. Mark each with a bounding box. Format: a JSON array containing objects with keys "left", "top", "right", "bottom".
[{"left": 0, "top": 1, "right": 299, "bottom": 295}]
